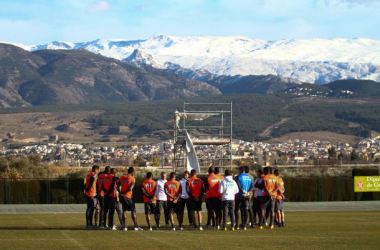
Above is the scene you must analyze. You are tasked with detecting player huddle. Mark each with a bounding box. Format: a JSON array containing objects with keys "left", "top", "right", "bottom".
[{"left": 85, "top": 165, "right": 285, "bottom": 231}]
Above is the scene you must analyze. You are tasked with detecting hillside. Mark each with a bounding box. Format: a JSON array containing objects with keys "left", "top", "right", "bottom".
[
  {"left": 0, "top": 44, "right": 45, "bottom": 107},
  {"left": 0, "top": 44, "right": 220, "bottom": 107},
  {"left": 2, "top": 94, "right": 380, "bottom": 144},
  {"left": 280, "top": 80, "right": 380, "bottom": 98},
  {"left": 210, "top": 75, "right": 301, "bottom": 94},
  {"left": 326, "top": 79, "right": 380, "bottom": 98}
]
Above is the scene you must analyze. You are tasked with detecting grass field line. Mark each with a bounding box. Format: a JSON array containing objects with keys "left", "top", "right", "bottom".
[
  {"left": 29, "top": 218, "right": 49, "bottom": 226},
  {"left": 0, "top": 212, "right": 379, "bottom": 250},
  {"left": 139, "top": 231, "right": 187, "bottom": 249},
  {"left": 60, "top": 230, "right": 87, "bottom": 250},
  {"left": 30, "top": 217, "right": 87, "bottom": 250},
  {"left": 1, "top": 202, "right": 380, "bottom": 214}
]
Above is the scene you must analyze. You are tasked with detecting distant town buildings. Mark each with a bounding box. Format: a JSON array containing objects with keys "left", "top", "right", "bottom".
[
  {"left": 1, "top": 136, "right": 380, "bottom": 167},
  {"left": 285, "top": 87, "right": 354, "bottom": 98}
]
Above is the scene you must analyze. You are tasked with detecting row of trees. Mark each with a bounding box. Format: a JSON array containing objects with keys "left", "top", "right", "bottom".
[{"left": 0, "top": 155, "right": 53, "bottom": 179}]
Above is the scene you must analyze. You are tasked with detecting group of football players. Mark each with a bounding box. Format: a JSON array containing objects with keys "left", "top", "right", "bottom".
[{"left": 84, "top": 165, "right": 285, "bottom": 231}]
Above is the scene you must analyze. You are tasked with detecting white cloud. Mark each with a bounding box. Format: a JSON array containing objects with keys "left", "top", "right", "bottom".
[{"left": 88, "top": 1, "right": 110, "bottom": 13}]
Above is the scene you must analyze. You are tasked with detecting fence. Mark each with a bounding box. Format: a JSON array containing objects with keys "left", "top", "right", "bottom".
[{"left": 1, "top": 177, "right": 379, "bottom": 204}]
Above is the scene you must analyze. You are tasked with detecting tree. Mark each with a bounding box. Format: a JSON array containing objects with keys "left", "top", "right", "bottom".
[
  {"left": 133, "top": 156, "right": 145, "bottom": 165},
  {"left": 0, "top": 166, "right": 23, "bottom": 179},
  {"left": 350, "top": 150, "right": 359, "bottom": 162},
  {"left": 328, "top": 147, "right": 337, "bottom": 159},
  {"left": 153, "top": 156, "right": 160, "bottom": 166}
]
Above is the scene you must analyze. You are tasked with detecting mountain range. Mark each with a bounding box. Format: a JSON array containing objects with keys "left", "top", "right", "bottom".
[
  {"left": 1, "top": 35, "right": 380, "bottom": 108},
  {"left": 0, "top": 43, "right": 220, "bottom": 107},
  {"left": 4, "top": 35, "right": 380, "bottom": 84}
]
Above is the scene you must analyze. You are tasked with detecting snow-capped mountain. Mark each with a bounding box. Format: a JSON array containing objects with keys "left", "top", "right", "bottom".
[
  {"left": 5, "top": 35, "right": 380, "bottom": 84},
  {"left": 124, "top": 49, "right": 163, "bottom": 68}
]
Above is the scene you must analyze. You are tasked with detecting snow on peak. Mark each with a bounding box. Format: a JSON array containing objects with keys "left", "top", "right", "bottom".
[
  {"left": 6, "top": 35, "right": 380, "bottom": 83},
  {"left": 124, "top": 49, "right": 163, "bottom": 68},
  {"left": 30, "top": 41, "right": 76, "bottom": 51}
]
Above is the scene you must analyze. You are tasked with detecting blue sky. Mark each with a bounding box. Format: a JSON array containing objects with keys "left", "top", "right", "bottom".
[{"left": 1, "top": 0, "right": 380, "bottom": 44}]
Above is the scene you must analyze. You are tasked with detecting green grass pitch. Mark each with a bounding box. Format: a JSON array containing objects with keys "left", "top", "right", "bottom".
[{"left": 0, "top": 211, "right": 379, "bottom": 250}]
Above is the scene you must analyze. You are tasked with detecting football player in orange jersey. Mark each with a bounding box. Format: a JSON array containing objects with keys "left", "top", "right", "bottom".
[
  {"left": 85, "top": 165, "right": 99, "bottom": 229},
  {"left": 259, "top": 167, "right": 278, "bottom": 229},
  {"left": 142, "top": 172, "right": 158, "bottom": 231},
  {"left": 205, "top": 167, "right": 214, "bottom": 229},
  {"left": 118, "top": 167, "right": 143, "bottom": 231},
  {"left": 205, "top": 166, "right": 222, "bottom": 229},
  {"left": 103, "top": 168, "right": 118, "bottom": 230},
  {"left": 274, "top": 169, "right": 285, "bottom": 227},
  {"left": 186, "top": 169, "right": 205, "bottom": 230},
  {"left": 214, "top": 167, "right": 223, "bottom": 229},
  {"left": 164, "top": 172, "right": 181, "bottom": 231},
  {"left": 97, "top": 166, "right": 110, "bottom": 228}
]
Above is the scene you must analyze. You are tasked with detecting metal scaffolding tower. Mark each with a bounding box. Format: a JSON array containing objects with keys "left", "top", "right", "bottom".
[{"left": 173, "top": 102, "right": 233, "bottom": 172}]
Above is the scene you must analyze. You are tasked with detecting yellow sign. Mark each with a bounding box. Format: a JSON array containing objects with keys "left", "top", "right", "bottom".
[{"left": 354, "top": 176, "right": 380, "bottom": 192}]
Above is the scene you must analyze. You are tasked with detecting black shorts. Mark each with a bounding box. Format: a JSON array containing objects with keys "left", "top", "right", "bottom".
[
  {"left": 275, "top": 200, "right": 283, "bottom": 212},
  {"left": 260, "top": 196, "right": 275, "bottom": 211},
  {"left": 207, "top": 197, "right": 221, "bottom": 213},
  {"left": 156, "top": 200, "right": 167, "bottom": 215},
  {"left": 167, "top": 201, "right": 179, "bottom": 214},
  {"left": 86, "top": 196, "right": 100, "bottom": 209},
  {"left": 190, "top": 199, "right": 202, "bottom": 211},
  {"left": 178, "top": 198, "right": 191, "bottom": 214},
  {"left": 253, "top": 197, "right": 262, "bottom": 212},
  {"left": 119, "top": 196, "right": 135, "bottom": 212},
  {"left": 236, "top": 196, "right": 251, "bottom": 210},
  {"left": 144, "top": 203, "right": 156, "bottom": 215},
  {"left": 98, "top": 196, "right": 105, "bottom": 209},
  {"left": 206, "top": 198, "right": 211, "bottom": 211}
]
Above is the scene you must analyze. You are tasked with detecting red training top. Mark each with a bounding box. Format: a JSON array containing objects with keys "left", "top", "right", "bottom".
[
  {"left": 103, "top": 174, "right": 116, "bottom": 198},
  {"left": 165, "top": 180, "right": 181, "bottom": 201},
  {"left": 262, "top": 174, "right": 277, "bottom": 197},
  {"left": 142, "top": 179, "right": 157, "bottom": 203},
  {"left": 119, "top": 174, "right": 135, "bottom": 199},
  {"left": 188, "top": 176, "right": 203, "bottom": 199},
  {"left": 86, "top": 171, "right": 97, "bottom": 197},
  {"left": 206, "top": 173, "right": 221, "bottom": 198}
]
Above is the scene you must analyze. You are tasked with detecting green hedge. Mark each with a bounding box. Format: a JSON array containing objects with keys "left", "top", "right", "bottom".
[
  {"left": 28, "top": 180, "right": 44, "bottom": 204},
  {"left": 282, "top": 177, "right": 368, "bottom": 202},
  {"left": 0, "top": 180, "right": 5, "bottom": 204},
  {"left": 68, "top": 179, "right": 86, "bottom": 204}
]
